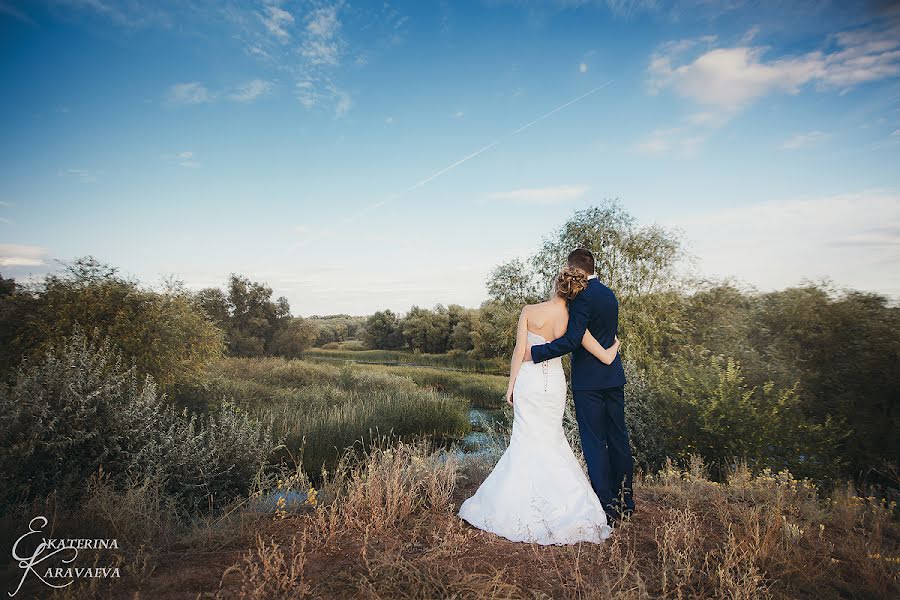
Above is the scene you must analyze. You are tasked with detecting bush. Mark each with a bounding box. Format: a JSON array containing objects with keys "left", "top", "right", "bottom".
[
  {"left": 0, "top": 329, "right": 274, "bottom": 514},
  {"left": 0, "top": 257, "right": 223, "bottom": 387},
  {"left": 270, "top": 317, "right": 319, "bottom": 358}
]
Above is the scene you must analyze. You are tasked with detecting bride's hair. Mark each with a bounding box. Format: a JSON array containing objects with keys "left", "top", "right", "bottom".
[{"left": 554, "top": 266, "right": 588, "bottom": 300}]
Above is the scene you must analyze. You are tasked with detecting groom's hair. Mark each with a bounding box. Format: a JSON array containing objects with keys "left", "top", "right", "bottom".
[{"left": 567, "top": 248, "right": 595, "bottom": 275}]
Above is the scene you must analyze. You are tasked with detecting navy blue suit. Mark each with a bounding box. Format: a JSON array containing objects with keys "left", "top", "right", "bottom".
[{"left": 530, "top": 277, "right": 635, "bottom": 520}]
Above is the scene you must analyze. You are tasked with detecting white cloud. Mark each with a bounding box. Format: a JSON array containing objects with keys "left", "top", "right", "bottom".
[
  {"left": 300, "top": 6, "right": 342, "bottom": 66},
  {"left": 486, "top": 184, "right": 589, "bottom": 204},
  {"left": 781, "top": 130, "right": 830, "bottom": 150},
  {"left": 640, "top": 22, "right": 900, "bottom": 157},
  {"left": 385, "top": 116, "right": 394, "bottom": 124},
  {"left": 0, "top": 244, "right": 48, "bottom": 267},
  {"left": 579, "top": 62, "right": 588, "bottom": 73},
  {"left": 648, "top": 22, "right": 900, "bottom": 112},
  {"left": 670, "top": 190, "right": 900, "bottom": 297},
  {"left": 306, "top": 4, "right": 340, "bottom": 39},
  {"left": 165, "top": 82, "right": 212, "bottom": 105},
  {"left": 649, "top": 45, "right": 820, "bottom": 110},
  {"left": 228, "top": 79, "right": 274, "bottom": 103},
  {"left": 259, "top": 5, "right": 294, "bottom": 41},
  {"left": 453, "top": 110, "right": 465, "bottom": 118}
]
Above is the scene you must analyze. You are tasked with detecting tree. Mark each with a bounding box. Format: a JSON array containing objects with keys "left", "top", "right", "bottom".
[
  {"left": 402, "top": 305, "right": 450, "bottom": 354},
  {"left": 471, "top": 300, "right": 520, "bottom": 359},
  {"left": 363, "top": 310, "right": 405, "bottom": 350},
  {"left": 270, "top": 317, "right": 320, "bottom": 358},
  {"left": 0, "top": 257, "right": 223, "bottom": 387},
  {"left": 749, "top": 284, "right": 900, "bottom": 484},
  {"left": 486, "top": 258, "right": 542, "bottom": 306},
  {"left": 484, "top": 200, "right": 688, "bottom": 369},
  {"left": 224, "top": 274, "right": 290, "bottom": 356},
  {"left": 448, "top": 305, "right": 478, "bottom": 353}
]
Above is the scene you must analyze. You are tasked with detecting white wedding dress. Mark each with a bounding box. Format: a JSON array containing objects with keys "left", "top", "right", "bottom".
[{"left": 458, "top": 331, "right": 612, "bottom": 545}]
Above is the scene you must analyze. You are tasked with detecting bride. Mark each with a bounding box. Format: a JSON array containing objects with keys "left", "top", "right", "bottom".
[{"left": 458, "top": 266, "right": 620, "bottom": 545}]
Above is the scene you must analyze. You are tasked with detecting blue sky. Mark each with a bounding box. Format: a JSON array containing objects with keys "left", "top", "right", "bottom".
[{"left": 1, "top": 0, "right": 899, "bottom": 316}]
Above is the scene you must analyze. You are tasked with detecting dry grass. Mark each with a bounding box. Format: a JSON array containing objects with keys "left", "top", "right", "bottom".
[
  {"left": 199, "top": 444, "right": 899, "bottom": 600},
  {"left": 8, "top": 443, "right": 895, "bottom": 599}
]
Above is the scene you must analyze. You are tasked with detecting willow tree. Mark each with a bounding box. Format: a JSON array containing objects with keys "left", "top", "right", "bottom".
[{"left": 487, "top": 200, "right": 688, "bottom": 369}]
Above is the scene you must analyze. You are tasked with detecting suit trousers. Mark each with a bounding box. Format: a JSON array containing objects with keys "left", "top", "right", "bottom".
[{"left": 573, "top": 385, "right": 635, "bottom": 518}]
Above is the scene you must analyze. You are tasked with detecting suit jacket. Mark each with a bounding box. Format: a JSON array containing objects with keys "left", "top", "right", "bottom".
[{"left": 530, "top": 277, "right": 626, "bottom": 391}]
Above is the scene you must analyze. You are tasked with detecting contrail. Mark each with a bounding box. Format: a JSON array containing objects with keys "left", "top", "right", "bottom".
[
  {"left": 299, "top": 81, "right": 613, "bottom": 245},
  {"left": 511, "top": 82, "right": 612, "bottom": 136}
]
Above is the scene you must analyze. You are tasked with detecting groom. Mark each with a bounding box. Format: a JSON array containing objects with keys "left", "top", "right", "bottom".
[{"left": 525, "top": 248, "right": 635, "bottom": 525}]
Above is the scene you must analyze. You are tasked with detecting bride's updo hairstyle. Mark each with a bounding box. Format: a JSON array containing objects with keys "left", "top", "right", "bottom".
[{"left": 555, "top": 266, "right": 588, "bottom": 300}]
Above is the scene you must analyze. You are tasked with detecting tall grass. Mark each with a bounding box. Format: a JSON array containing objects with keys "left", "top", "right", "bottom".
[
  {"left": 174, "top": 357, "right": 471, "bottom": 475},
  {"left": 354, "top": 363, "right": 508, "bottom": 410},
  {"left": 303, "top": 347, "right": 506, "bottom": 374}
]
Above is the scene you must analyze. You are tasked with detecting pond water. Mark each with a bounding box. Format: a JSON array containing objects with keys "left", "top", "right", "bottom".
[
  {"left": 248, "top": 488, "right": 310, "bottom": 513},
  {"left": 457, "top": 407, "right": 508, "bottom": 458}
]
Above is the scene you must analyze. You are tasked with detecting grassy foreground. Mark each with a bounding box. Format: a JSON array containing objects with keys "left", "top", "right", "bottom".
[{"left": 20, "top": 441, "right": 898, "bottom": 600}]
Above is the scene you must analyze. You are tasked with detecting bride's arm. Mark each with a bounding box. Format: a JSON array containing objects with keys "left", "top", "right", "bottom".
[
  {"left": 581, "top": 330, "right": 620, "bottom": 365},
  {"left": 506, "top": 307, "right": 529, "bottom": 406}
]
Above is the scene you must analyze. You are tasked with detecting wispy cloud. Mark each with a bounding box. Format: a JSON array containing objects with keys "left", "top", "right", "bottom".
[
  {"left": 232, "top": 1, "right": 407, "bottom": 119},
  {"left": 0, "top": 1, "right": 34, "bottom": 24},
  {"left": 58, "top": 168, "right": 98, "bottom": 183},
  {"left": 632, "top": 127, "right": 705, "bottom": 157},
  {"left": 165, "top": 82, "right": 212, "bottom": 106},
  {"left": 259, "top": 5, "right": 294, "bottom": 41},
  {"left": 165, "top": 79, "right": 274, "bottom": 106},
  {"left": 301, "top": 4, "right": 342, "bottom": 65},
  {"left": 492, "top": 0, "right": 661, "bottom": 23},
  {"left": 486, "top": 184, "right": 589, "bottom": 204},
  {"left": 227, "top": 78, "right": 274, "bottom": 103},
  {"left": 781, "top": 130, "right": 830, "bottom": 150},
  {"left": 161, "top": 151, "right": 199, "bottom": 168},
  {"left": 0, "top": 244, "right": 48, "bottom": 267},
  {"left": 51, "top": 0, "right": 172, "bottom": 29}
]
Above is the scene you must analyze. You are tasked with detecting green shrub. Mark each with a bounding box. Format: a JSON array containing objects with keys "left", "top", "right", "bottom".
[
  {"left": 0, "top": 329, "right": 274, "bottom": 514},
  {"left": 0, "top": 257, "right": 223, "bottom": 387}
]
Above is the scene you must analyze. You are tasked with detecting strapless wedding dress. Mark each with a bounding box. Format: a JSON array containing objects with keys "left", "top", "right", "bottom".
[{"left": 458, "top": 331, "right": 612, "bottom": 544}]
